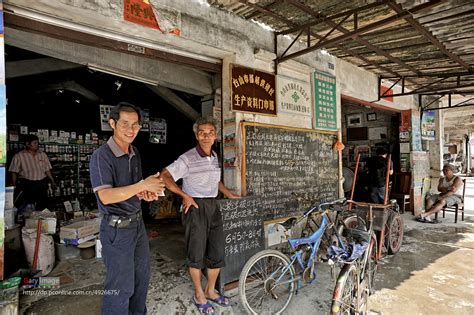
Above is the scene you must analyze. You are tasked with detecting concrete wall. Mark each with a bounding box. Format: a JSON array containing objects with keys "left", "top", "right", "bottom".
[{"left": 4, "top": 0, "right": 421, "bottom": 194}]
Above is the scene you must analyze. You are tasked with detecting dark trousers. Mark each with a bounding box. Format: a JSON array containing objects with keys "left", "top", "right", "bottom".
[
  {"left": 370, "top": 186, "right": 386, "bottom": 204},
  {"left": 182, "top": 198, "right": 225, "bottom": 269},
  {"left": 16, "top": 178, "right": 48, "bottom": 211},
  {"left": 100, "top": 216, "right": 150, "bottom": 315}
]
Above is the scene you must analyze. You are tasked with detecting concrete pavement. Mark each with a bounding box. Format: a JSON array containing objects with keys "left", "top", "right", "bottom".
[{"left": 19, "top": 213, "right": 474, "bottom": 314}]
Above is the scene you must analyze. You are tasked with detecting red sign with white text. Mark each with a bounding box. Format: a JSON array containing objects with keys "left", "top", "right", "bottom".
[{"left": 380, "top": 85, "right": 394, "bottom": 102}]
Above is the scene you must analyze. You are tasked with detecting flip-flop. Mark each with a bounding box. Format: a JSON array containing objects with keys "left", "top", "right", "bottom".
[
  {"left": 208, "top": 294, "right": 230, "bottom": 307},
  {"left": 192, "top": 296, "right": 215, "bottom": 314},
  {"left": 415, "top": 217, "right": 440, "bottom": 224}
]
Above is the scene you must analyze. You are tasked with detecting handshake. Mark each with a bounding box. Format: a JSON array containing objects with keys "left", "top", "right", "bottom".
[{"left": 137, "top": 172, "right": 166, "bottom": 202}]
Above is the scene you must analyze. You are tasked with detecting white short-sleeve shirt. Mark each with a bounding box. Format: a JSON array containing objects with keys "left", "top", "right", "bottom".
[{"left": 166, "top": 147, "right": 221, "bottom": 198}]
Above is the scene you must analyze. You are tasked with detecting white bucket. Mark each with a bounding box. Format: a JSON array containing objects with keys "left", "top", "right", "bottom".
[{"left": 5, "top": 186, "right": 15, "bottom": 209}]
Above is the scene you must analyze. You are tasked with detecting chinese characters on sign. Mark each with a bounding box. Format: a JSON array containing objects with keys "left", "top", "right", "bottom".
[
  {"left": 231, "top": 65, "right": 276, "bottom": 116},
  {"left": 380, "top": 85, "right": 394, "bottom": 102},
  {"left": 421, "top": 110, "right": 435, "bottom": 141},
  {"left": 277, "top": 76, "right": 311, "bottom": 116},
  {"left": 124, "top": 0, "right": 181, "bottom": 36},
  {"left": 314, "top": 71, "right": 337, "bottom": 131}
]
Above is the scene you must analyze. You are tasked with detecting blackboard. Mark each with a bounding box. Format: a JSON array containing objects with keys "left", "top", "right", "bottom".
[
  {"left": 218, "top": 123, "right": 340, "bottom": 286},
  {"left": 218, "top": 197, "right": 264, "bottom": 285},
  {"left": 243, "top": 122, "right": 339, "bottom": 219}
]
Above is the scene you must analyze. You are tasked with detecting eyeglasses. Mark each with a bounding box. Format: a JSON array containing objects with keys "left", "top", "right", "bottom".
[
  {"left": 116, "top": 120, "right": 142, "bottom": 131},
  {"left": 197, "top": 130, "right": 216, "bottom": 138}
]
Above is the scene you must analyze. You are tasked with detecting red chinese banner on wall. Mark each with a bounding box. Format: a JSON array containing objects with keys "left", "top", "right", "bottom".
[
  {"left": 124, "top": 0, "right": 181, "bottom": 36},
  {"left": 380, "top": 85, "right": 394, "bottom": 102},
  {"left": 231, "top": 65, "right": 276, "bottom": 116}
]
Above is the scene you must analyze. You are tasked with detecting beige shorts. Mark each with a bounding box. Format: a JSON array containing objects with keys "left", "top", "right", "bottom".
[{"left": 427, "top": 194, "right": 462, "bottom": 207}]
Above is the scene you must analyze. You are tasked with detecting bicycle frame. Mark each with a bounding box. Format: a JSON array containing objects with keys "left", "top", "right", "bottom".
[{"left": 275, "top": 201, "right": 349, "bottom": 286}]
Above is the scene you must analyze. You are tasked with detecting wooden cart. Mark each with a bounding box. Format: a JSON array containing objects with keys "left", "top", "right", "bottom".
[{"left": 348, "top": 154, "right": 404, "bottom": 259}]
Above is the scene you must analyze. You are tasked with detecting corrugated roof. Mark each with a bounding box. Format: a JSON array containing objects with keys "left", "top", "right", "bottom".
[{"left": 208, "top": 0, "right": 474, "bottom": 97}]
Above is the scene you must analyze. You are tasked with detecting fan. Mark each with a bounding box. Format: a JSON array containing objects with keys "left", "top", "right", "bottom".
[{"left": 342, "top": 167, "right": 355, "bottom": 193}]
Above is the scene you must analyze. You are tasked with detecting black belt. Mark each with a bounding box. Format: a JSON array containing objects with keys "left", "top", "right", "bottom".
[{"left": 104, "top": 212, "right": 142, "bottom": 228}]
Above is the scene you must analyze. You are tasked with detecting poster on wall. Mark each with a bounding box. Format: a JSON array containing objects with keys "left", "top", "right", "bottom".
[
  {"left": 223, "top": 119, "right": 236, "bottom": 168},
  {"left": 313, "top": 71, "right": 337, "bottom": 131},
  {"left": 421, "top": 110, "right": 435, "bottom": 141},
  {"left": 411, "top": 110, "right": 422, "bottom": 151},
  {"left": 140, "top": 108, "right": 150, "bottom": 132},
  {"left": 277, "top": 76, "right": 311, "bottom": 116},
  {"left": 149, "top": 118, "right": 167, "bottom": 144},
  {"left": 231, "top": 65, "right": 276, "bottom": 116},
  {"left": 99, "top": 105, "right": 114, "bottom": 131}
]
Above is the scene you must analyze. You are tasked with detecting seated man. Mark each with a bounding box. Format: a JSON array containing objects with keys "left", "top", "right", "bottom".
[{"left": 417, "top": 164, "right": 463, "bottom": 223}]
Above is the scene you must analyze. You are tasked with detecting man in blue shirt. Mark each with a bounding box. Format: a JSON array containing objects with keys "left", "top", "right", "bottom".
[{"left": 90, "top": 102, "right": 165, "bottom": 315}]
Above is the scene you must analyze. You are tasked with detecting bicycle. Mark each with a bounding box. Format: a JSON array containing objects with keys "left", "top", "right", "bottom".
[
  {"left": 330, "top": 201, "right": 379, "bottom": 315},
  {"left": 238, "top": 198, "right": 362, "bottom": 315}
]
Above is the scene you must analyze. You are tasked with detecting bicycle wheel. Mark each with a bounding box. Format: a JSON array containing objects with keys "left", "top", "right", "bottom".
[
  {"left": 331, "top": 264, "right": 358, "bottom": 315},
  {"left": 385, "top": 211, "right": 404, "bottom": 254},
  {"left": 364, "top": 236, "right": 378, "bottom": 295},
  {"left": 239, "top": 249, "right": 296, "bottom": 315}
]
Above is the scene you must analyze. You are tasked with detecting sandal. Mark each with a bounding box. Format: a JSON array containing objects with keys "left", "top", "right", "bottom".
[
  {"left": 415, "top": 217, "right": 440, "bottom": 224},
  {"left": 192, "top": 296, "right": 215, "bottom": 314},
  {"left": 208, "top": 294, "right": 230, "bottom": 307}
]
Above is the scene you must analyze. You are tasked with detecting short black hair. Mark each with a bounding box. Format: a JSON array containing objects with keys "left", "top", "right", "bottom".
[
  {"left": 109, "top": 102, "right": 141, "bottom": 122},
  {"left": 376, "top": 147, "right": 388, "bottom": 156},
  {"left": 24, "top": 134, "right": 39, "bottom": 144},
  {"left": 443, "top": 163, "right": 455, "bottom": 172}
]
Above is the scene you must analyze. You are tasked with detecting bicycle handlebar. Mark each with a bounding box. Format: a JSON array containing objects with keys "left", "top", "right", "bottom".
[{"left": 303, "top": 198, "right": 347, "bottom": 217}]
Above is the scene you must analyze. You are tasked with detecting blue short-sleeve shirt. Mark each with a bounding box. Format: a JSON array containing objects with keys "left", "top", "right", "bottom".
[{"left": 89, "top": 137, "right": 142, "bottom": 216}]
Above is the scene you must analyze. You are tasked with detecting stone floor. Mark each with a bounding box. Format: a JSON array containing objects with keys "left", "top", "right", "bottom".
[{"left": 18, "top": 213, "right": 474, "bottom": 315}]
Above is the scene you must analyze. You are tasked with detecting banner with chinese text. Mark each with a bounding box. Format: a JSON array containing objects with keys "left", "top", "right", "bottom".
[
  {"left": 277, "top": 76, "right": 311, "bottom": 116},
  {"left": 124, "top": 0, "right": 181, "bottom": 36},
  {"left": 314, "top": 71, "right": 337, "bottom": 131},
  {"left": 231, "top": 65, "right": 276, "bottom": 116}
]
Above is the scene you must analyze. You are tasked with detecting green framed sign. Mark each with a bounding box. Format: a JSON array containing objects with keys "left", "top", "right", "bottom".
[{"left": 313, "top": 71, "right": 337, "bottom": 131}]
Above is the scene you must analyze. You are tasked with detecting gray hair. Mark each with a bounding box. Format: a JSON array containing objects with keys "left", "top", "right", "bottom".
[
  {"left": 443, "top": 163, "right": 455, "bottom": 172},
  {"left": 193, "top": 116, "right": 219, "bottom": 135}
]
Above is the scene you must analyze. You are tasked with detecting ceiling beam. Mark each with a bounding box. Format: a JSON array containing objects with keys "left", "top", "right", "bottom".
[
  {"left": 277, "top": 1, "right": 387, "bottom": 36},
  {"left": 6, "top": 58, "right": 83, "bottom": 78},
  {"left": 285, "top": 0, "right": 422, "bottom": 75},
  {"left": 387, "top": 1, "right": 472, "bottom": 71},
  {"left": 238, "top": 0, "right": 404, "bottom": 77},
  {"left": 147, "top": 85, "right": 200, "bottom": 121},
  {"left": 277, "top": 0, "right": 445, "bottom": 63},
  {"left": 4, "top": 13, "right": 222, "bottom": 73}
]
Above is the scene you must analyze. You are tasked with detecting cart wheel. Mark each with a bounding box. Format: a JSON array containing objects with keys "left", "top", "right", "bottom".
[{"left": 385, "top": 211, "right": 404, "bottom": 254}]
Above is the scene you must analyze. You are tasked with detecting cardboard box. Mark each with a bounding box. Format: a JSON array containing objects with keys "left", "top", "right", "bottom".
[
  {"left": 25, "top": 218, "right": 57, "bottom": 234},
  {"left": 60, "top": 234, "right": 97, "bottom": 246},
  {"left": 60, "top": 218, "right": 100, "bottom": 241}
]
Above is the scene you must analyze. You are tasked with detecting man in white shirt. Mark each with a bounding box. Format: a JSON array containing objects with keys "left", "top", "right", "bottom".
[
  {"left": 161, "top": 117, "right": 239, "bottom": 314},
  {"left": 418, "top": 164, "right": 463, "bottom": 223}
]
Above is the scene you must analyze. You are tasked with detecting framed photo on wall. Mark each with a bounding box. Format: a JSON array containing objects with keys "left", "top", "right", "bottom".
[
  {"left": 367, "top": 112, "right": 377, "bottom": 121},
  {"left": 347, "top": 113, "right": 363, "bottom": 127}
]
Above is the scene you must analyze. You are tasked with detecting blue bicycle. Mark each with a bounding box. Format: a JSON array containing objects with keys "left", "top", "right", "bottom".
[{"left": 238, "top": 198, "right": 362, "bottom": 314}]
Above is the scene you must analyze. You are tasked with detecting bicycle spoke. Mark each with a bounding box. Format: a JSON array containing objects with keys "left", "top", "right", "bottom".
[{"left": 240, "top": 251, "right": 296, "bottom": 315}]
